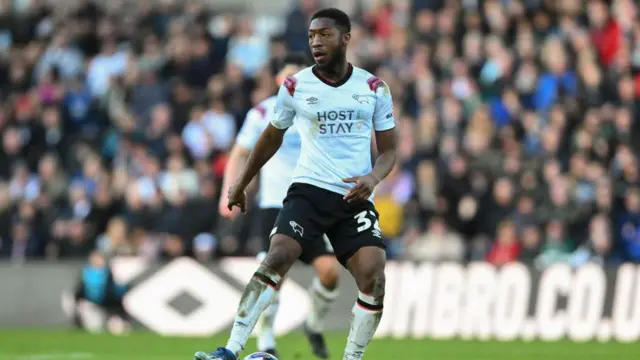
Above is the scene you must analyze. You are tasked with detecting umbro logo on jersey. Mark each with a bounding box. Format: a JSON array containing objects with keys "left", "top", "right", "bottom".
[
  {"left": 306, "top": 97, "right": 319, "bottom": 106},
  {"left": 352, "top": 94, "right": 372, "bottom": 104}
]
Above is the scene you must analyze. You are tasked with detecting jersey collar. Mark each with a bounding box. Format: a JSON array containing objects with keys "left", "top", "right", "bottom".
[{"left": 312, "top": 63, "right": 353, "bottom": 88}]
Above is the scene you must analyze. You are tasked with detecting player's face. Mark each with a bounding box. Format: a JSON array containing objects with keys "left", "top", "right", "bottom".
[{"left": 308, "top": 18, "right": 350, "bottom": 68}]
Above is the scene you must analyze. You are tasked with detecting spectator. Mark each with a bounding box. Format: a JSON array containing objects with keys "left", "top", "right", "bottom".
[
  {"left": 617, "top": 189, "right": 640, "bottom": 262},
  {"left": 96, "top": 217, "right": 134, "bottom": 256},
  {"left": 202, "top": 98, "right": 236, "bottom": 152},
  {"left": 406, "top": 216, "right": 465, "bottom": 262},
  {"left": 478, "top": 177, "right": 515, "bottom": 237},
  {"left": 588, "top": 0, "right": 622, "bottom": 67},
  {"left": 0, "top": 219, "right": 40, "bottom": 262},
  {"left": 511, "top": 194, "right": 536, "bottom": 235},
  {"left": 519, "top": 225, "right": 542, "bottom": 266},
  {"left": 487, "top": 220, "right": 521, "bottom": 265},
  {"left": 535, "top": 221, "right": 574, "bottom": 269},
  {"left": 193, "top": 233, "right": 217, "bottom": 262},
  {"left": 63, "top": 76, "right": 96, "bottom": 135},
  {"left": 571, "top": 214, "right": 616, "bottom": 267},
  {"left": 37, "top": 153, "right": 68, "bottom": 204},
  {"left": 34, "top": 31, "right": 84, "bottom": 81},
  {"left": 285, "top": 0, "right": 318, "bottom": 53},
  {"left": 375, "top": 164, "right": 414, "bottom": 240},
  {"left": 227, "top": 16, "right": 269, "bottom": 77},
  {"left": 182, "top": 104, "right": 213, "bottom": 160},
  {"left": 534, "top": 37, "right": 578, "bottom": 112},
  {"left": 87, "top": 38, "right": 129, "bottom": 97}
]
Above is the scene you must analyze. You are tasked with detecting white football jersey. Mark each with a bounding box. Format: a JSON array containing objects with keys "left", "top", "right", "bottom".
[
  {"left": 236, "top": 96, "right": 302, "bottom": 209},
  {"left": 270, "top": 65, "right": 395, "bottom": 201}
]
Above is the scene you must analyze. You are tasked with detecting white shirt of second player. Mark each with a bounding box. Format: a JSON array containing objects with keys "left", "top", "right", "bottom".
[{"left": 236, "top": 96, "right": 302, "bottom": 209}]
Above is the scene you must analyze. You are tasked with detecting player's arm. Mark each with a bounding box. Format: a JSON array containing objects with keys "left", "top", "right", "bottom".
[
  {"left": 219, "top": 106, "right": 265, "bottom": 217},
  {"left": 222, "top": 146, "right": 251, "bottom": 194},
  {"left": 234, "top": 124, "right": 286, "bottom": 193},
  {"left": 344, "top": 78, "right": 397, "bottom": 202},
  {"left": 370, "top": 130, "right": 378, "bottom": 166},
  {"left": 227, "top": 81, "right": 296, "bottom": 212},
  {"left": 370, "top": 128, "right": 397, "bottom": 182},
  {"left": 369, "top": 79, "right": 397, "bottom": 182},
  {"left": 219, "top": 144, "right": 251, "bottom": 217}
]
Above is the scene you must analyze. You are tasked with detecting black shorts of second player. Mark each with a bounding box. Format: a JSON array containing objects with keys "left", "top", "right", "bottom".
[
  {"left": 260, "top": 207, "right": 334, "bottom": 265},
  {"left": 270, "top": 183, "right": 386, "bottom": 267}
]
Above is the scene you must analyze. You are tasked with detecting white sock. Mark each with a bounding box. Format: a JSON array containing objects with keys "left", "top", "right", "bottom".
[
  {"left": 226, "top": 266, "right": 281, "bottom": 357},
  {"left": 343, "top": 292, "right": 384, "bottom": 360},
  {"left": 257, "top": 290, "right": 280, "bottom": 351},
  {"left": 305, "top": 277, "right": 339, "bottom": 333}
]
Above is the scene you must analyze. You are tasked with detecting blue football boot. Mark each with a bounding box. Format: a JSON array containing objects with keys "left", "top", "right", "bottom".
[{"left": 194, "top": 347, "right": 237, "bottom": 360}]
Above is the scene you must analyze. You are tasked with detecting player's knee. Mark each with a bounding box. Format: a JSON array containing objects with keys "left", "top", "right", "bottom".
[
  {"left": 314, "top": 257, "right": 340, "bottom": 290},
  {"left": 354, "top": 265, "right": 386, "bottom": 299},
  {"left": 262, "top": 234, "right": 301, "bottom": 276}
]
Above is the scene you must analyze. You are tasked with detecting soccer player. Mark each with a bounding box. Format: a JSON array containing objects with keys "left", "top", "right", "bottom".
[
  {"left": 195, "top": 8, "right": 396, "bottom": 360},
  {"left": 219, "top": 53, "right": 340, "bottom": 359}
]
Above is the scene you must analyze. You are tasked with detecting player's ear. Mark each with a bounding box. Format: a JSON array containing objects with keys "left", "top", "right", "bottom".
[{"left": 342, "top": 32, "right": 351, "bottom": 46}]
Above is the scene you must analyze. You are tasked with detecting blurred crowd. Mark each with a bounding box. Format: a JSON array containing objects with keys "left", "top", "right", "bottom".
[{"left": 1, "top": 0, "right": 639, "bottom": 269}]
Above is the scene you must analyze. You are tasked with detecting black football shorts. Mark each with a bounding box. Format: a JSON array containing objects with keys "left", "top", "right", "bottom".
[
  {"left": 260, "top": 207, "right": 334, "bottom": 264},
  {"left": 269, "top": 183, "right": 386, "bottom": 267}
]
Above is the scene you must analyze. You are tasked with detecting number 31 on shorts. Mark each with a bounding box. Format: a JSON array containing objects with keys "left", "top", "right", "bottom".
[{"left": 354, "top": 210, "right": 382, "bottom": 238}]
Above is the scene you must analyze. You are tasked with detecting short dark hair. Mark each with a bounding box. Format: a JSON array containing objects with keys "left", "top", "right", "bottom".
[
  {"left": 271, "top": 52, "right": 309, "bottom": 75},
  {"left": 311, "top": 8, "right": 351, "bottom": 33}
]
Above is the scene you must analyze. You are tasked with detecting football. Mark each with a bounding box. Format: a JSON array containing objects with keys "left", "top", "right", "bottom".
[{"left": 243, "top": 353, "right": 278, "bottom": 360}]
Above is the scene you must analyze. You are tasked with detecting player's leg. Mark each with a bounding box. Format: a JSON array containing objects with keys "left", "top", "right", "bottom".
[
  {"left": 216, "top": 235, "right": 299, "bottom": 358},
  {"left": 328, "top": 206, "right": 386, "bottom": 360},
  {"left": 255, "top": 279, "right": 282, "bottom": 356},
  {"left": 304, "top": 240, "right": 340, "bottom": 359},
  {"left": 255, "top": 209, "right": 285, "bottom": 356},
  {"left": 307, "top": 254, "right": 340, "bottom": 332},
  {"left": 343, "top": 246, "right": 386, "bottom": 360},
  {"left": 195, "top": 187, "right": 326, "bottom": 360}
]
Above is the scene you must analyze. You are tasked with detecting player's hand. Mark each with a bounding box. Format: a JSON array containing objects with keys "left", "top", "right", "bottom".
[
  {"left": 342, "top": 174, "right": 380, "bottom": 202},
  {"left": 219, "top": 195, "right": 241, "bottom": 219},
  {"left": 227, "top": 183, "right": 248, "bottom": 214}
]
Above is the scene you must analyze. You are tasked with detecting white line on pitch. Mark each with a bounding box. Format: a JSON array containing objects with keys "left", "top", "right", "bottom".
[{"left": 0, "top": 353, "right": 95, "bottom": 360}]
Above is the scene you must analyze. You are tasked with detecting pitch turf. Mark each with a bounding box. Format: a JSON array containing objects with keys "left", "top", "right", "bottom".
[{"left": 0, "top": 330, "right": 637, "bottom": 360}]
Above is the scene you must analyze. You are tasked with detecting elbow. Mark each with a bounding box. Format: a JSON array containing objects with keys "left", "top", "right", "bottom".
[
  {"left": 229, "top": 146, "right": 250, "bottom": 161},
  {"left": 390, "top": 151, "right": 398, "bottom": 167},
  {"left": 380, "top": 148, "right": 397, "bottom": 162}
]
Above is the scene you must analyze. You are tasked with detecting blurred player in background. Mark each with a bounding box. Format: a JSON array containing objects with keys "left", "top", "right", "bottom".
[
  {"left": 68, "top": 251, "right": 130, "bottom": 334},
  {"left": 218, "top": 53, "right": 340, "bottom": 359},
  {"left": 196, "top": 7, "right": 396, "bottom": 360}
]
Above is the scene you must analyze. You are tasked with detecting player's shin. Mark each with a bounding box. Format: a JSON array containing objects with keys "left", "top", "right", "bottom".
[
  {"left": 226, "top": 265, "right": 281, "bottom": 356},
  {"left": 343, "top": 292, "right": 384, "bottom": 360},
  {"left": 256, "top": 290, "right": 279, "bottom": 351},
  {"left": 306, "top": 276, "right": 339, "bottom": 333}
]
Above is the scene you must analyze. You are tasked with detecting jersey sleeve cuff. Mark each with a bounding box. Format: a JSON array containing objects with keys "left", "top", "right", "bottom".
[
  {"left": 270, "top": 120, "right": 291, "bottom": 130},
  {"left": 373, "top": 123, "right": 396, "bottom": 132}
]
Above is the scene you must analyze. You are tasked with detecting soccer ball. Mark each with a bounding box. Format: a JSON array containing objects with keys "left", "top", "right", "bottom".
[{"left": 243, "top": 353, "right": 278, "bottom": 360}]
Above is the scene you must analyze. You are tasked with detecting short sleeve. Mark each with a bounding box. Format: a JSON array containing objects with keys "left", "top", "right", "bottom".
[
  {"left": 235, "top": 107, "right": 266, "bottom": 150},
  {"left": 270, "top": 84, "right": 296, "bottom": 130},
  {"left": 372, "top": 81, "right": 395, "bottom": 131}
]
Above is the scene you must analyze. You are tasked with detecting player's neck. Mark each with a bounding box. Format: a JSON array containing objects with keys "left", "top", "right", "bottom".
[{"left": 315, "top": 58, "right": 350, "bottom": 84}]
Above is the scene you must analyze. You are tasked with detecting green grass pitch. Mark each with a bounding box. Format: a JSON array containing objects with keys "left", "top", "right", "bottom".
[{"left": 0, "top": 330, "right": 638, "bottom": 360}]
